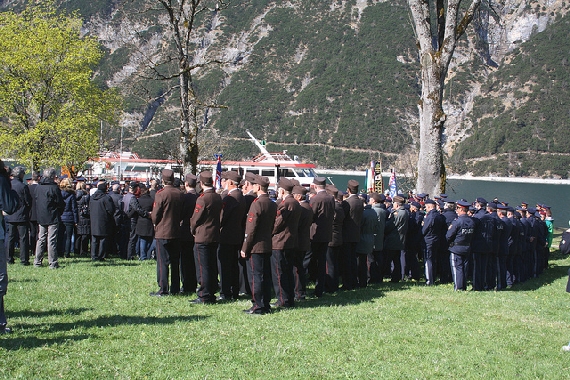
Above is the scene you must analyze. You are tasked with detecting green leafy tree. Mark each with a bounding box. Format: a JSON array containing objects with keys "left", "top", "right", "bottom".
[{"left": 0, "top": 3, "right": 121, "bottom": 176}]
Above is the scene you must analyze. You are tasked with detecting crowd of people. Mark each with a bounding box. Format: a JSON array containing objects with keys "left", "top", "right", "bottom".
[{"left": 0, "top": 162, "right": 558, "bottom": 323}]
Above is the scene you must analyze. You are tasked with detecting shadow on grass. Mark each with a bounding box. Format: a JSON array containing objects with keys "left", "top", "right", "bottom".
[
  {"left": 90, "top": 260, "right": 140, "bottom": 267},
  {"left": 510, "top": 258, "right": 569, "bottom": 291},
  {"left": 287, "top": 281, "right": 416, "bottom": 310},
  {"left": 9, "top": 307, "right": 92, "bottom": 319},
  {"left": 1, "top": 314, "right": 209, "bottom": 350}
]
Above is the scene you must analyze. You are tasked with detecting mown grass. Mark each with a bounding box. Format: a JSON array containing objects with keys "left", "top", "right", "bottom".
[{"left": 2, "top": 232, "right": 570, "bottom": 379}]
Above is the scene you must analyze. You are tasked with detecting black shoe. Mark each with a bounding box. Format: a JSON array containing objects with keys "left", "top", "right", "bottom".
[
  {"left": 149, "top": 291, "right": 168, "bottom": 297},
  {"left": 243, "top": 307, "right": 268, "bottom": 315},
  {"left": 216, "top": 296, "right": 234, "bottom": 303},
  {"left": 21, "top": 261, "right": 30, "bottom": 266},
  {"left": 0, "top": 326, "right": 12, "bottom": 334},
  {"left": 8, "top": 259, "right": 14, "bottom": 264},
  {"left": 190, "top": 298, "right": 216, "bottom": 305}
]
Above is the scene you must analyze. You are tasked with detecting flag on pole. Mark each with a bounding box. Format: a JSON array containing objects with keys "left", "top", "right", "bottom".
[
  {"left": 366, "top": 160, "right": 375, "bottom": 193},
  {"left": 215, "top": 154, "right": 222, "bottom": 189},
  {"left": 388, "top": 169, "right": 398, "bottom": 198}
]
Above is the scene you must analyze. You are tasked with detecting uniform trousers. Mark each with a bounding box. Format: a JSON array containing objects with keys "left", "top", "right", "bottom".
[
  {"left": 35, "top": 223, "right": 59, "bottom": 268},
  {"left": 506, "top": 254, "right": 516, "bottom": 287},
  {"left": 450, "top": 253, "right": 469, "bottom": 291},
  {"left": 496, "top": 254, "right": 508, "bottom": 290},
  {"left": 341, "top": 242, "right": 358, "bottom": 290},
  {"left": 325, "top": 245, "right": 340, "bottom": 292},
  {"left": 438, "top": 245, "right": 452, "bottom": 283},
  {"left": 424, "top": 245, "right": 437, "bottom": 285},
  {"left": 367, "top": 250, "right": 383, "bottom": 284},
  {"left": 127, "top": 220, "right": 138, "bottom": 259},
  {"left": 238, "top": 256, "right": 252, "bottom": 296},
  {"left": 271, "top": 248, "right": 296, "bottom": 306},
  {"left": 179, "top": 240, "right": 196, "bottom": 294},
  {"left": 218, "top": 243, "right": 240, "bottom": 300},
  {"left": 155, "top": 238, "right": 180, "bottom": 295},
  {"left": 313, "top": 242, "right": 330, "bottom": 296},
  {"left": 486, "top": 253, "right": 498, "bottom": 290},
  {"left": 246, "top": 252, "right": 272, "bottom": 313},
  {"left": 404, "top": 249, "right": 421, "bottom": 281},
  {"left": 292, "top": 249, "right": 307, "bottom": 299},
  {"left": 194, "top": 242, "right": 217, "bottom": 302},
  {"left": 472, "top": 251, "right": 488, "bottom": 291},
  {"left": 384, "top": 249, "right": 401, "bottom": 283},
  {"left": 356, "top": 252, "right": 369, "bottom": 288},
  {"left": 6, "top": 222, "right": 29, "bottom": 264}
]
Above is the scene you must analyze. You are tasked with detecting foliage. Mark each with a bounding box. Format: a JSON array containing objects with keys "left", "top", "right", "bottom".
[{"left": 0, "top": 3, "right": 121, "bottom": 174}]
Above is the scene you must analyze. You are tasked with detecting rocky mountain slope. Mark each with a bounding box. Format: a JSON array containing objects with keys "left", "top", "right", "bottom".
[{"left": 3, "top": 0, "right": 569, "bottom": 177}]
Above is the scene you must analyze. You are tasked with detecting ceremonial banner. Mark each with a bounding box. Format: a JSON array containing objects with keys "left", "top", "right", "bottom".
[{"left": 388, "top": 169, "right": 398, "bottom": 198}]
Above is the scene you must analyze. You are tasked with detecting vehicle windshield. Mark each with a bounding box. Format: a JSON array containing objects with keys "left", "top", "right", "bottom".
[{"left": 295, "top": 168, "right": 316, "bottom": 177}]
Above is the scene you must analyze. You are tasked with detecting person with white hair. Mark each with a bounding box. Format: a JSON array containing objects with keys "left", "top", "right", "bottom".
[{"left": 34, "top": 168, "right": 65, "bottom": 269}]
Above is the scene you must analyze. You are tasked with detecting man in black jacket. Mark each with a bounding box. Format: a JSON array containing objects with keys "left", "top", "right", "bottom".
[
  {"left": 33, "top": 168, "right": 65, "bottom": 269},
  {"left": 5, "top": 166, "right": 32, "bottom": 265},
  {"left": 89, "top": 181, "right": 116, "bottom": 261},
  {"left": 0, "top": 160, "right": 20, "bottom": 334}
]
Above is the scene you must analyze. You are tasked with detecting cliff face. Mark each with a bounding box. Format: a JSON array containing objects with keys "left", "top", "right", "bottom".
[{"left": 2, "top": 0, "right": 569, "bottom": 177}]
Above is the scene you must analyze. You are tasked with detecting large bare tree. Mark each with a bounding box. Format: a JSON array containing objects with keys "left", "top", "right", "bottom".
[{"left": 408, "top": 0, "right": 482, "bottom": 195}]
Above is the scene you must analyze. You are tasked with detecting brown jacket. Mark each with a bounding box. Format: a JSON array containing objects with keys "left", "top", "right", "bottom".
[
  {"left": 297, "top": 201, "right": 313, "bottom": 252},
  {"left": 220, "top": 188, "right": 246, "bottom": 245},
  {"left": 190, "top": 188, "right": 223, "bottom": 244},
  {"left": 242, "top": 193, "right": 277, "bottom": 255},
  {"left": 151, "top": 185, "right": 183, "bottom": 240},
  {"left": 309, "top": 190, "right": 335, "bottom": 243},
  {"left": 272, "top": 194, "right": 302, "bottom": 250}
]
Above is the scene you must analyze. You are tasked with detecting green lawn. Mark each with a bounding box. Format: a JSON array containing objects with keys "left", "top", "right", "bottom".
[{"left": 2, "top": 233, "right": 570, "bottom": 379}]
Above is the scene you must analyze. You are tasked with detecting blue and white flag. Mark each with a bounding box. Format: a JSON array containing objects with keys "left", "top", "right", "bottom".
[
  {"left": 388, "top": 169, "right": 398, "bottom": 198},
  {"left": 366, "top": 161, "right": 375, "bottom": 193}
]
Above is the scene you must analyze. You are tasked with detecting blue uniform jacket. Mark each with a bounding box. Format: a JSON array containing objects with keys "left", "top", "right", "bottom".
[{"left": 446, "top": 214, "right": 475, "bottom": 255}]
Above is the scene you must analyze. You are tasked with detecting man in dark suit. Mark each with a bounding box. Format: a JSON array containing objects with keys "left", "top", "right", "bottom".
[
  {"left": 292, "top": 185, "right": 313, "bottom": 300},
  {"left": 134, "top": 184, "right": 154, "bottom": 260},
  {"left": 238, "top": 173, "right": 257, "bottom": 297},
  {"left": 5, "top": 166, "right": 32, "bottom": 265},
  {"left": 179, "top": 174, "right": 198, "bottom": 295},
  {"left": 217, "top": 171, "right": 246, "bottom": 301},
  {"left": 151, "top": 169, "right": 183, "bottom": 296},
  {"left": 308, "top": 177, "right": 335, "bottom": 297},
  {"left": 89, "top": 181, "right": 116, "bottom": 262},
  {"left": 241, "top": 175, "right": 277, "bottom": 315},
  {"left": 340, "top": 180, "right": 363, "bottom": 290},
  {"left": 34, "top": 168, "right": 65, "bottom": 269},
  {"left": 190, "top": 171, "right": 222, "bottom": 304},
  {"left": 271, "top": 178, "right": 301, "bottom": 307}
]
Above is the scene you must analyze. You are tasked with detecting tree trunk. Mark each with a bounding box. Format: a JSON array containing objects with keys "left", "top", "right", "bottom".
[
  {"left": 408, "top": 0, "right": 482, "bottom": 196},
  {"left": 416, "top": 52, "right": 446, "bottom": 196}
]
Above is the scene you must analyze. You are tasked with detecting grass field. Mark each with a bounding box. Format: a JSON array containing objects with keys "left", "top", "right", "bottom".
[{"left": 2, "top": 232, "right": 570, "bottom": 379}]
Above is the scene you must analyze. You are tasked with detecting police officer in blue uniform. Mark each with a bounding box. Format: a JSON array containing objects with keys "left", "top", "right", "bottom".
[{"left": 446, "top": 200, "right": 475, "bottom": 291}]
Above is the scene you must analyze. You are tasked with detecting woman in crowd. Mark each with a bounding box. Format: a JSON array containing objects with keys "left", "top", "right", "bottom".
[{"left": 58, "top": 178, "right": 78, "bottom": 258}]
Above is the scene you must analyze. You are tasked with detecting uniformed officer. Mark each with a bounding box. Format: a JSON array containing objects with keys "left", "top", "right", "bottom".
[
  {"left": 422, "top": 199, "right": 445, "bottom": 285},
  {"left": 271, "top": 178, "right": 301, "bottom": 307},
  {"left": 179, "top": 174, "right": 197, "bottom": 295},
  {"left": 496, "top": 204, "right": 512, "bottom": 290},
  {"left": 310, "top": 177, "right": 335, "bottom": 296},
  {"left": 471, "top": 198, "right": 495, "bottom": 291},
  {"left": 150, "top": 169, "right": 183, "bottom": 296},
  {"left": 241, "top": 175, "right": 277, "bottom": 315},
  {"left": 446, "top": 200, "right": 475, "bottom": 291},
  {"left": 340, "top": 180, "right": 363, "bottom": 290},
  {"left": 190, "top": 171, "right": 223, "bottom": 304},
  {"left": 217, "top": 171, "right": 246, "bottom": 301},
  {"left": 292, "top": 185, "right": 313, "bottom": 300}
]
